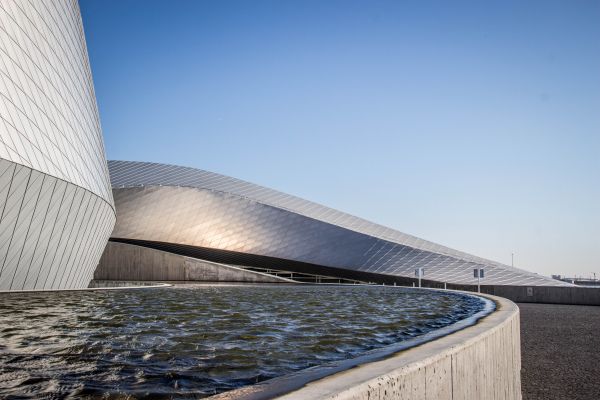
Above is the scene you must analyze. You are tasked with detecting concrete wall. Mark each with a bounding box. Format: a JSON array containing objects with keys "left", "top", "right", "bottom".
[
  {"left": 417, "top": 282, "right": 600, "bottom": 306},
  {"left": 481, "top": 285, "right": 600, "bottom": 306},
  {"left": 278, "top": 293, "right": 521, "bottom": 400},
  {"left": 213, "top": 293, "right": 521, "bottom": 400},
  {"left": 94, "top": 241, "right": 293, "bottom": 283},
  {"left": 89, "top": 280, "right": 171, "bottom": 288}
]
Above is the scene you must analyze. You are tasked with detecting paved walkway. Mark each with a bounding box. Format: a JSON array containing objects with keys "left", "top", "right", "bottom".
[{"left": 519, "top": 303, "right": 600, "bottom": 400}]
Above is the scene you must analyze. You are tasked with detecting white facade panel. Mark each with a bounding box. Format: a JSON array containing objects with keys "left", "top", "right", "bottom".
[{"left": 0, "top": 0, "right": 115, "bottom": 291}]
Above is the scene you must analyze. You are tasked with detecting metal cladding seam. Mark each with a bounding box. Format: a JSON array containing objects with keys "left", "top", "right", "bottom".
[
  {"left": 107, "top": 160, "right": 570, "bottom": 287},
  {"left": 0, "top": 0, "right": 115, "bottom": 291}
]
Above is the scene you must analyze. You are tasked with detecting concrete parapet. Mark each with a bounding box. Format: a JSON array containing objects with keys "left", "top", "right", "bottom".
[
  {"left": 94, "top": 241, "right": 293, "bottom": 283},
  {"left": 421, "top": 282, "right": 600, "bottom": 306},
  {"left": 277, "top": 294, "right": 520, "bottom": 400},
  {"left": 212, "top": 293, "right": 521, "bottom": 400},
  {"left": 481, "top": 285, "right": 600, "bottom": 306}
]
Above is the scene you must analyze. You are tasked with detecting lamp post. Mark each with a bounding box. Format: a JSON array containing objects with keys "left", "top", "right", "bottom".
[
  {"left": 415, "top": 268, "right": 424, "bottom": 288},
  {"left": 474, "top": 268, "right": 484, "bottom": 293}
]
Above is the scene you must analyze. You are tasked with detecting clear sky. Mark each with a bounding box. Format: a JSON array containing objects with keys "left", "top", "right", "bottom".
[{"left": 80, "top": 0, "right": 599, "bottom": 279}]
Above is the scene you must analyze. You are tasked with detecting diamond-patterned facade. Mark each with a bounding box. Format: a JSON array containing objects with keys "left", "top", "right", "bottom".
[
  {"left": 0, "top": 1, "right": 115, "bottom": 291},
  {"left": 109, "top": 160, "right": 569, "bottom": 287}
]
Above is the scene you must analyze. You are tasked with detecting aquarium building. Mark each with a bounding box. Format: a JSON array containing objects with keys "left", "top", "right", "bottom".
[
  {"left": 100, "top": 160, "right": 569, "bottom": 287},
  {"left": 0, "top": 1, "right": 115, "bottom": 291},
  {"left": 0, "top": 1, "right": 569, "bottom": 292}
]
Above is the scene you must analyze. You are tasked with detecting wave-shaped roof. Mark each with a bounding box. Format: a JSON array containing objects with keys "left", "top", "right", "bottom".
[{"left": 108, "top": 160, "right": 570, "bottom": 286}]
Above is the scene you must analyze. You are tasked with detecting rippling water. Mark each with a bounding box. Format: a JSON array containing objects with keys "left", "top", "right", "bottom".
[{"left": 0, "top": 285, "right": 485, "bottom": 399}]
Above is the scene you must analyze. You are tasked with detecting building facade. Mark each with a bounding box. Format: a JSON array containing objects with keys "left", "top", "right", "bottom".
[
  {"left": 107, "top": 160, "right": 569, "bottom": 287},
  {"left": 0, "top": 0, "right": 115, "bottom": 291}
]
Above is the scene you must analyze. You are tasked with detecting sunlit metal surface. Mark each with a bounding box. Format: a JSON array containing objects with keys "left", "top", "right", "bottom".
[
  {"left": 0, "top": 1, "right": 115, "bottom": 291},
  {"left": 109, "top": 160, "right": 570, "bottom": 286}
]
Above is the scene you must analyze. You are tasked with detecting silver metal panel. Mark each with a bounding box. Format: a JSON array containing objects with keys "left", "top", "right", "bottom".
[
  {"left": 0, "top": 165, "right": 31, "bottom": 282},
  {"left": 0, "top": 169, "right": 43, "bottom": 289},
  {"left": 44, "top": 186, "right": 85, "bottom": 290},
  {"left": 52, "top": 190, "right": 92, "bottom": 289},
  {"left": 10, "top": 174, "right": 54, "bottom": 289},
  {"left": 23, "top": 179, "right": 66, "bottom": 290},
  {"left": 0, "top": 0, "right": 113, "bottom": 203},
  {"left": 109, "top": 160, "right": 570, "bottom": 287},
  {"left": 59, "top": 196, "right": 98, "bottom": 289},
  {"left": 0, "top": 1, "right": 116, "bottom": 291}
]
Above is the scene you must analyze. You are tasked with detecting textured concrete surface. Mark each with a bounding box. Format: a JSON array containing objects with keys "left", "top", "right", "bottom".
[
  {"left": 94, "top": 241, "right": 293, "bottom": 283},
  {"left": 483, "top": 285, "right": 600, "bottom": 306},
  {"left": 426, "top": 284, "right": 600, "bottom": 306},
  {"left": 519, "top": 303, "right": 600, "bottom": 400}
]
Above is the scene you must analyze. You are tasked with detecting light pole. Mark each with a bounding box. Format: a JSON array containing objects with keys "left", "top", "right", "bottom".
[
  {"left": 415, "top": 268, "right": 424, "bottom": 288},
  {"left": 474, "top": 268, "right": 484, "bottom": 293},
  {"left": 511, "top": 253, "right": 514, "bottom": 267}
]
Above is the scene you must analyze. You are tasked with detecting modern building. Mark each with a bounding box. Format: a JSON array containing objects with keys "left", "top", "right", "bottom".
[
  {"left": 100, "top": 160, "right": 570, "bottom": 287},
  {"left": 0, "top": 1, "right": 570, "bottom": 291},
  {"left": 0, "top": 0, "right": 115, "bottom": 291}
]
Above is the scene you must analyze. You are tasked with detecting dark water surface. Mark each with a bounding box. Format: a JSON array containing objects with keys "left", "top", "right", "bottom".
[{"left": 0, "top": 285, "right": 486, "bottom": 399}]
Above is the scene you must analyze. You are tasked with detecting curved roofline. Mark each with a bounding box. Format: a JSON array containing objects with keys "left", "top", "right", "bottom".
[{"left": 107, "top": 160, "right": 571, "bottom": 286}]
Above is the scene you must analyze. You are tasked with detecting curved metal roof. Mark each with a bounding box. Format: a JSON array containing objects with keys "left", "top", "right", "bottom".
[{"left": 108, "top": 160, "right": 570, "bottom": 286}]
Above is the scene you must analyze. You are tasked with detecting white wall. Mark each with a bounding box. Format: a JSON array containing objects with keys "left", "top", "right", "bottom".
[{"left": 0, "top": 0, "right": 115, "bottom": 291}]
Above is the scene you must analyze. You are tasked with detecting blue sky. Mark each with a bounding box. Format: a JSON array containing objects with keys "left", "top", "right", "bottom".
[{"left": 80, "top": 0, "right": 599, "bottom": 278}]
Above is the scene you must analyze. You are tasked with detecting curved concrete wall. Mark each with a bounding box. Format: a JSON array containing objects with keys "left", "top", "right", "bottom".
[
  {"left": 214, "top": 293, "right": 521, "bottom": 400},
  {"left": 0, "top": 0, "right": 115, "bottom": 291}
]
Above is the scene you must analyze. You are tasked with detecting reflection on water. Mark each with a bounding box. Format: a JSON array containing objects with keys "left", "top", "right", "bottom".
[{"left": 0, "top": 285, "right": 485, "bottom": 398}]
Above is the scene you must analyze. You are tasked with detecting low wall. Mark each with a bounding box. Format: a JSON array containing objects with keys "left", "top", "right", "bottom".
[
  {"left": 88, "top": 280, "right": 171, "bottom": 288},
  {"left": 94, "top": 242, "right": 293, "bottom": 283},
  {"left": 481, "top": 285, "right": 600, "bottom": 306},
  {"left": 213, "top": 293, "right": 521, "bottom": 400},
  {"left": 420, "top": 282, "right": 600, "bottom": 306}
]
